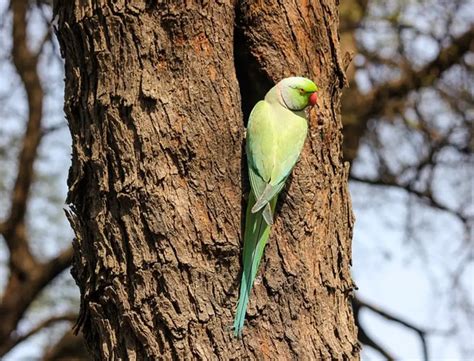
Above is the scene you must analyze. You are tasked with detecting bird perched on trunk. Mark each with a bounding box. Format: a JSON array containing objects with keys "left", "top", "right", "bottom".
[{"left": 233, "top": 77, "right": 318, "bottom": 337}]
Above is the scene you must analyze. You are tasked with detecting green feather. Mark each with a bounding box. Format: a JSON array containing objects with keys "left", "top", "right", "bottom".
[
  {"left": 233, "top": 77, "right": 316, "bottom": 336},
  {"left": 262, "top": 203, "right": 273, "bottom": 225},
  {"left": 251, "top": 181, "right": 286, "bottom": 216},
  {"left": 233, "top": 191, "right": 276, "bottom": 337}
]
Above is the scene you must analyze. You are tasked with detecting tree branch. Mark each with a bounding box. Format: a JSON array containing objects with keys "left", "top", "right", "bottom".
[
  {"left": 353, "top": 298, "right": 395, "bottom": 361},
  {"left": 1, "top": 0, "right": 43, "bottom": 269},
  {"left": 370, "top": 26, "right": 473, "bottom": 106},
  {"left": 42, "top": 329, "right": 89, "bottom": 361},
  {"left": 0, "top": 0, "right": 45, "bottom": 351},
  {"left": 342, "top": 25, "right": 474, "bottom": 162},
  {"left": 2, "top": 314, "right": 77, "bottom": 355},
  {"left": 350, "top": 174, "right": 469, "bottom": 224},
  {"left": 354, "top": 297, "right": 429, "bottom": 361},
  {"left": 0, "top": 246, "right": 73, "bottom": 356},
  {"left": 38, "top": 246, "right": 74, "bottom": 289},
  {"left": 0, "top": 2, "right": 76, "bottom": 356}
]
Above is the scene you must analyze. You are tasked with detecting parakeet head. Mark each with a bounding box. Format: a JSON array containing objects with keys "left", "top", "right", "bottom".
[{"left": 277, "top": 77, "right": 319, "bottom": 111}]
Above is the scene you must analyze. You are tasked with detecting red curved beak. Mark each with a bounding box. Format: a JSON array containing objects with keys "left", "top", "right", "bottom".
[{"left": 309, "top": 92, "right": 318, "bottom": 106}]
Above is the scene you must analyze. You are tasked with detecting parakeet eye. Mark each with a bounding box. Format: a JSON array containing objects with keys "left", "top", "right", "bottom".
[{"left": 299, "top": 88, "right": 305, "bottom": 95}]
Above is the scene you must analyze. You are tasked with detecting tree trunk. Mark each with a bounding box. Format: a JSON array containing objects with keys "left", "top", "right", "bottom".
[{"left": 55, "top": 1, "right": 358, "bottom": 359}]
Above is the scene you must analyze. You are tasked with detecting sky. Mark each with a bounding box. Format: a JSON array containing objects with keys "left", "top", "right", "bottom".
[{"left": 351, "top": 181, "right": 472, "bottom": 360}]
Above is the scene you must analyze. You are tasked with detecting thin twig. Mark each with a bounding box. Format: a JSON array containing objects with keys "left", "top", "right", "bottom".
[
  {"left": 4, "top": 314, "right": 77, "bottom": 354},
  {"left": 350, "top": 174, "right": 469, "bottom": 224},
  {"left": 355, "top": 297, "right": 429, "bottom": 361}
]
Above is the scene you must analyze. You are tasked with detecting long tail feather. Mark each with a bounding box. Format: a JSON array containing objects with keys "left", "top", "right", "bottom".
[{"left": 233, "top": 192, "right": 276, "bottom": 337}]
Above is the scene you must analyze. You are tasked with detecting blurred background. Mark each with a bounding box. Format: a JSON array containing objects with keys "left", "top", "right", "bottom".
[{"left": 0, "top": 0, "right": 472, "bottom": 359}]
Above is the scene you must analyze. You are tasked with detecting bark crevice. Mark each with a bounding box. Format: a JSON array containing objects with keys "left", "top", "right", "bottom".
[{"left": 233, "top": 13, "right": 273, "bottom": 123}]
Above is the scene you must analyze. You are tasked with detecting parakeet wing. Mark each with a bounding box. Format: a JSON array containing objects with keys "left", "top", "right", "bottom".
[
  {"left": 248, "top": 167, "right": 274, "bottom": 224},
  {"left": 246, "top": 101, "right": 275, "bottom": 185},
  {"left": 270, "top": 107, "right": 308, "bottom": 185},
  {"left": 248, "top": 166, "right": 266, "bottom": 200},
  {"left": 247, "top": 101, "right": 306, "bottom": 214},
  {"left": 251, "top": 181, "right": 286, "bottom": 214}
]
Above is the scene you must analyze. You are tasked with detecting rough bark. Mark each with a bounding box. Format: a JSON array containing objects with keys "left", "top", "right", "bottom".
[{"left": 56, "top": 1, "right": 357, "bottom": 359}]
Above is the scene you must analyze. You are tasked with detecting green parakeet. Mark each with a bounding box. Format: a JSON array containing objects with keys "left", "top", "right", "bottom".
[{"left": 233, "top": 77, "right": 318, "bottom": 337}]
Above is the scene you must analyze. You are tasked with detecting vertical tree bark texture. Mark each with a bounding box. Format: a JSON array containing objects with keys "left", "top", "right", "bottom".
[{"left": 56, "top": 1, "right": 358, "bottom": 359}]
